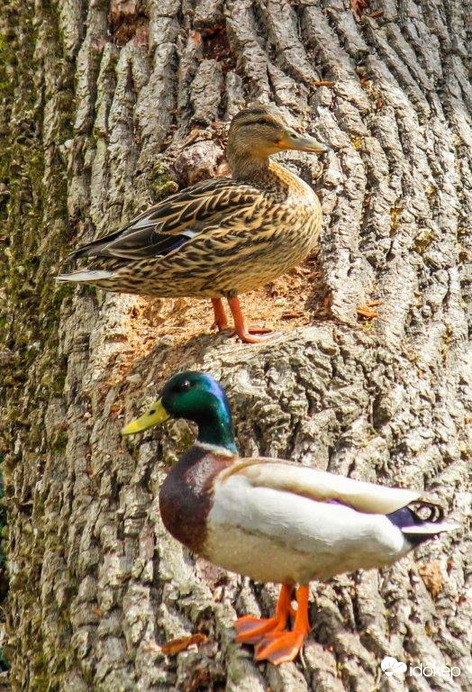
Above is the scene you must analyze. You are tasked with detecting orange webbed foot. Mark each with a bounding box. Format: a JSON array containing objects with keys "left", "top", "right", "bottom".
[
  {"left": 234, "top": 615, "right": 285, "bottom": 644},
  {"left": 255, "top": 630, "right": 307, "bottom": 664},
  {"left": 351, "top": 0, "right": 369, "bottom": 18},
  {"left": 234, "top": 585, "right": 311, "bottom": 666},
  {"left": 234, "top": 584, "right": 293, "bottom": 645},
  {"left": 229, "top": 327, "right": 282, "bottom": 344}
]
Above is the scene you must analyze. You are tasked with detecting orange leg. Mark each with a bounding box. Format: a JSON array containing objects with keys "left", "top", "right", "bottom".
[
  {"left": 234, "top": 584, "right": 293, "bottom": 645},
  {"left": 211, "top": 298, "right": 230, "bottom": 331},
  {"left": 227, "top": 296, "right": 280, "bottom": 344},
  {"left": 254, "top": 585, "right": 311, "bottom": 665}
]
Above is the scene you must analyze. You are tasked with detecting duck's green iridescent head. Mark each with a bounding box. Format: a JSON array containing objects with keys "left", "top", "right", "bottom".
[{"left": 121, "top": 371, "right": 238, "bottom": 453}]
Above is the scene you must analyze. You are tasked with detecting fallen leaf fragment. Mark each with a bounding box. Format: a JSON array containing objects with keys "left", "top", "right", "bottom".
[
  {"left": 351, "top": 0, "right": 369, "bottom": 17},
  {"left": 282, "top": 311, "right": 304, "bottom": 320},
  {"left": 357, "top": 301, "right": 382, "bottom": 319},
  {"left": 161, "top": 633, "right": 209, "bottom": 656},
  {"left": 418, "top": 561, "right": 445, "bottom": 598}
]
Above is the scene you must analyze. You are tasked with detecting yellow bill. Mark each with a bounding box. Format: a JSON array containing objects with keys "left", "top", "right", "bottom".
[{"left": 121, "top": 398, "right": 170, "bottom": 436}]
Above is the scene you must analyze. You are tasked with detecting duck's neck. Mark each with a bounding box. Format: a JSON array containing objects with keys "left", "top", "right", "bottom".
[
  {"left": 197, "top": 422, "right": 238, "bottom": 454},
  {"left": 230, "top": 155, "right": 270, "bottom": 182},
  {"left": 226, "top": 139, "right": 272, "bottom": 182},
  {"left": 194, "top": 399, "right": 238, "bottom": 454},
  {"left": 229, "top": 156, "right": 289, "bottom": 202}
]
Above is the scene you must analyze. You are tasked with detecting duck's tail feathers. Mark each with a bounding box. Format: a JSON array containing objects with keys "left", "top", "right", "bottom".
[
  {"left": 56, "top": 269, "right": 114, "bottom": 283},
  {"left": 388, "top": 504, "right": 460, "bottom": 545}
]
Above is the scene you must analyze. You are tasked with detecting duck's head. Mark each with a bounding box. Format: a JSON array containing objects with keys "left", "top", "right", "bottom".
[
  {"left": 121, "top": 371, "right": 238, "bottom": 453},
  {"left": 226, "top": 105, "right": 329, "bottom": 174}
]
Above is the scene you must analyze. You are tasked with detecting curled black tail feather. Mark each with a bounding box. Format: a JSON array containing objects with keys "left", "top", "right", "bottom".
[
  {"left": 388, "top": 500, "right": 446, "bottom": 546},
  {"left": 407, "top": 500, "right": 445, "bottom": 523}
]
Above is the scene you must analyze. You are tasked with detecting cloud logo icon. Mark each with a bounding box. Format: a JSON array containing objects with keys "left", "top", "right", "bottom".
[{"left": 381, "top": 656, "right": 407, "bottom": 677}]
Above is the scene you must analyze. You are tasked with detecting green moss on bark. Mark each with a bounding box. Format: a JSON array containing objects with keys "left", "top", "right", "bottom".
[{"left": 0, "top": 0, "right": 78, "bottom": 688}]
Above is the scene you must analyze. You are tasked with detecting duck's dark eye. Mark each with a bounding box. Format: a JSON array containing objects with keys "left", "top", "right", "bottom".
[
  {"left": 253, "top": 119, "right": 277, "bottom": 128},
  {"left": 177, "top": 380, "right": 191, "bottom": 392}
]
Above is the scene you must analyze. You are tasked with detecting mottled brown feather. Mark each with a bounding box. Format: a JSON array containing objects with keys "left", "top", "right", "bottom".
[
  {"left": 66, "top": 161, "right": 321, "bottom": 298},
  {"left": 60, "top": 106, "right": 325, "bottom": 301}
]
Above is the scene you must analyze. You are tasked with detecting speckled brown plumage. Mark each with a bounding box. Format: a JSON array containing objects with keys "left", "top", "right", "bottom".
[
  {"left": 57, "top": 105, "right": 327, "bottom": 342},
  {"left": 73, "top": 163, "right": 320, "bottom": 297}
]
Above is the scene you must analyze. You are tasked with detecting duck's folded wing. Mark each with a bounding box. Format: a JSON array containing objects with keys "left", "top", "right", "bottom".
[
  {"left": 220, "top": 459, "right": 423, "bottom": 514},
  {"left": 70, "top": 178, "right": 263, "bottom": 261},
  {"left": 208, "top": 464, "right": 417, "bottom": 583}
]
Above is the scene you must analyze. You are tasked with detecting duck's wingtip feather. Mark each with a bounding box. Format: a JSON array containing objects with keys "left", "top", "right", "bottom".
[
  {"left": 56, "top": 270, "right": 114, "bottom": 283},
  {"left": 402, "top": 521, "right": 461, "bottom": 535}
]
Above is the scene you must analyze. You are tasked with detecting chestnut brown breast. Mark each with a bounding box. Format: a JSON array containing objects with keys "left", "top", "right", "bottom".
[{"left": 159, "top": 445, "right": 234, "bottom": 554}]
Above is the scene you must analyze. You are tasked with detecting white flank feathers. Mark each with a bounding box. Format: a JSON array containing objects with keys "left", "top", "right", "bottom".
[
  {"left": 202, "top": 460, "right": 460, "bottom": 585},
  {"left": 206, "top": 475, "right": 413, "bottom": 584}
]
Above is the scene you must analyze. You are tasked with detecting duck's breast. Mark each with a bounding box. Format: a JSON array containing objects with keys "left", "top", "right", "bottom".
[{"left": 159, "top": 445, "right": 234, "bottom": 553}]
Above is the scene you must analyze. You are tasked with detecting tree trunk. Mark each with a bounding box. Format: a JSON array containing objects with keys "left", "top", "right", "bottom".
[{"left": 0, "top": 0, "right": 470, "bottom": 690}]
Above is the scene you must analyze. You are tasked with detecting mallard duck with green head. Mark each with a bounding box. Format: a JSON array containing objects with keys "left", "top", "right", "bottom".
[
  {"left": 122, "top": 372, "right": 459, "bottom": 665},
  {"left": 57, "top": 106, "right": 328, "bottom": 343}
]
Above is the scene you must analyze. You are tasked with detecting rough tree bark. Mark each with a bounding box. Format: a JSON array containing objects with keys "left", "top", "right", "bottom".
[{"left": 0, "top": 0, "right": 471, "bottom": 690}]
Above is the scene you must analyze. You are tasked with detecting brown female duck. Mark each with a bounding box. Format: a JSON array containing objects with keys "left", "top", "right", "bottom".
[{"left": 57, "top": 106, "right": 328, "bottom": 343}]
